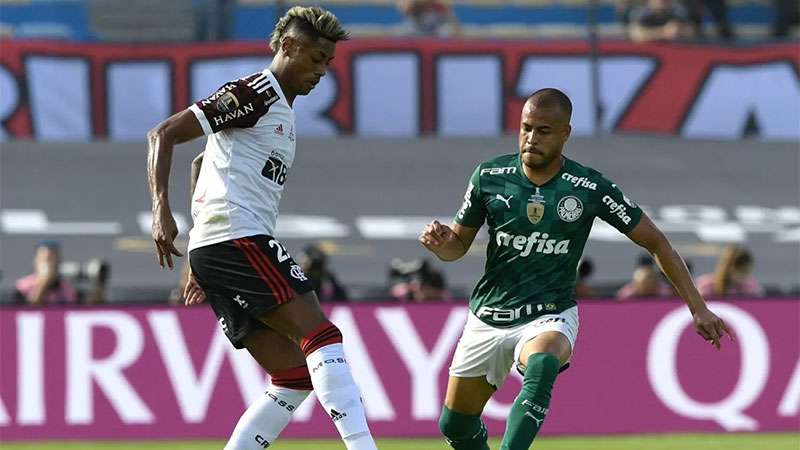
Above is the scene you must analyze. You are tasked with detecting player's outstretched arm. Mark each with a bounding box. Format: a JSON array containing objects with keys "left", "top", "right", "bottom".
[
  {"left": 146, "top": 109, "right": 205, "bottom": 269},
  {"left": 419, "top": 220, "right": 478, "bottom": 262},
  {"left": 626, "top": 213, "right": 734, "bottom": 350}
]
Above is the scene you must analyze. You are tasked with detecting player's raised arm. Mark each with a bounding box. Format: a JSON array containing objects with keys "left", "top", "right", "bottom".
[
  {"left": 421, "top": 165, "right": 487, "bottom": 261},
  {"left": 626, "top": 213, "right": 733, "bottom": 350},
  {"left": 420, "top": 221, "right": 479, "bottom": 261},
  {"left": 146, "top": 109, "right": 205, "bottom": 269}
]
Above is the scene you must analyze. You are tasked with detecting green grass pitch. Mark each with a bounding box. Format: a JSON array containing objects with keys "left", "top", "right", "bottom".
[{"left": 2, "top": 434, "right": 798, "bottom": 450}]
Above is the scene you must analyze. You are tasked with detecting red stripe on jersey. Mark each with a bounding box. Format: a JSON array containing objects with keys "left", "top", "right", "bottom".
[
  {"left": 233, "top": 239, "right": 287, "bottom": 304},
  {"left": 300, "top": 321, "right": 343, "bottom": 356},
  {"left": 244, "top": 237, "right": 294, "bottom": 304}
]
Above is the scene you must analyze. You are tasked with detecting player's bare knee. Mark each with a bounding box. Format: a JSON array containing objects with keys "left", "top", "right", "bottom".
[
  {"left": 244, "top": 333, "right": 306, "bottom": 373},
  {"left": 259, "top": 291, "right": 329, "bottom": 343},
  {"left": 519, "top": 333, "right": 571, "bottom": 366}
]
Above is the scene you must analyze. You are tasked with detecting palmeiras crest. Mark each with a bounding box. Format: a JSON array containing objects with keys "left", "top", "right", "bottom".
[{"left": 527, "top": 188, "right": 546, "bottom": 224}]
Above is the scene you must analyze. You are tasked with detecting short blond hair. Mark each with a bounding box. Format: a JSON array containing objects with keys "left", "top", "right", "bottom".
[{"left": 270, "top": 6, "right": 350, "bottom": 52}]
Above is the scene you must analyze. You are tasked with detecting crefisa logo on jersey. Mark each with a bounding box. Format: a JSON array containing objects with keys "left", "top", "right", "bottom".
[
  {"left": 557, "top": 196, "right": 583, "bottom": 222},
  {"left": 602, "top": 195, "right": 633, "bottom": 225},
  {"left": 457, "top": 182, "right": 475, "bottom": 220},
  {"left": 527, "top": 188, "right": 546, "bottom": 224},
  {"left": 215, "top": 91, "right": 240, "bottom": 113},
  {"left": 495, "top": 231, "right": 570, "bottom": 256},
  {"left": 561, "top": 172, "right": 597, "bottom": 190}
]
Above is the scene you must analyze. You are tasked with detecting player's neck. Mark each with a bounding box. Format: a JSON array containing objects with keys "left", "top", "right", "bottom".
[
  {"left": 522, "top": 156, "right": 564, "bottom": 186},
  {"left": 268, "top": 62, "right": 296, "bottom": 107}
]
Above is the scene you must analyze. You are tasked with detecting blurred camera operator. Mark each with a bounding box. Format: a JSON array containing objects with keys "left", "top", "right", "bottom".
[
  {"left": 14, "top": 240, "right": 77, "bottom": 305},
  {"left": 389, "top": 258, "right": 449, "bottom": 302},
  {"left": 299, "top": 244, "right": 348, "bottom": 302}
]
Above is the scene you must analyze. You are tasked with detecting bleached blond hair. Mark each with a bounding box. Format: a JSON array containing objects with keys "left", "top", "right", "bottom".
[{"left": 270, "top": 6, "right": 350, "bottom": 52}]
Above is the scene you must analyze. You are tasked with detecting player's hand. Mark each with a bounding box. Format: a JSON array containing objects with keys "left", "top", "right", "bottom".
[
  {"left": 419, "top": 220, "right": 457, "bottom": 250},
  {"left": 151, "top": 208, "right": 183, "bottom": 269},
  {"left": 183, "top": 272, "right": 206, "bottom": 306},
  {"left": 692, "top": 307, "right": 734, "bottom": 350}
]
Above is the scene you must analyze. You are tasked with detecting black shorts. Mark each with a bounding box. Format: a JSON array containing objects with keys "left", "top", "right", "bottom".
[{"left": 189, "top": 235, "right": 313, "bottom": 349}]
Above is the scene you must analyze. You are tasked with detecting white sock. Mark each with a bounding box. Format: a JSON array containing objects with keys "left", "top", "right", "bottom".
[
  {"left": 224, "top": 385, "right": 310, "bottom": 450},
  {"left": 306, "top": 343, "right": 377, "bottom": 450}
]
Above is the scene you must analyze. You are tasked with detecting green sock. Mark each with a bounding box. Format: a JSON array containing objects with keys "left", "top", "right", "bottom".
[
  {"left": 500, "top": 353, "right": 560, "bottom": 450},
  {"left": 439, "top": 406, "right": 490, "bottom": 450}
]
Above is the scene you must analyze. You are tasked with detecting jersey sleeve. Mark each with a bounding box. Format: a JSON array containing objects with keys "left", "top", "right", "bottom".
[
  {"left": 595, "top": 178, "right": 643, "bottom": 234},
  {"left": 454, "top": 165, "right": 486, "bottom": 228},
  {"left": 188, "top": 73, "right": 280, "bottom": 135}
]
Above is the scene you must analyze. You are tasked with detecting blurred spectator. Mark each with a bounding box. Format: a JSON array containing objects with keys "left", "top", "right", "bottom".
[
  {"left": 299, "top": 244, "right": 349, "bottom": 302},
  {"left": 397, "top": 0, "right": 460, "bottom": 36},
  {"left": 575, "top": 258, "right": 597, "bottom": 298},
  {"left": 617, "top": 254, "right": 673, "bottom": 300},
  {"left": 627, "top": 0, "right": 696, "bottom": 42},
  {"left": 696, "top": 246, "right": 764, "bottom": 297},
  {"left": 618, "top": 0, "right": 636, "bottom": 25},
  {"left": 772, "top": 0, "right": 800, "bottom": 38},
  {"left": 389, "top": 258, "right": 449, "bottom": 302},
  {"left": 412, "top": 267, "right": 448, "bottom": 302},
  {"left": 14, "top": 241, "right": 77, "bottom": 305},
  {"left": 194, "top": 0, "right": 235, "bottom": 41},
  {"left": 684, "top": 0, "right": 734, "bottom": 40}
]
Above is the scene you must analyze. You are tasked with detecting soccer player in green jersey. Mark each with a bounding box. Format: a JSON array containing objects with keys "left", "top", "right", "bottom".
[{"left": 419, "top": 88, "right": 733, "bottom": 450}]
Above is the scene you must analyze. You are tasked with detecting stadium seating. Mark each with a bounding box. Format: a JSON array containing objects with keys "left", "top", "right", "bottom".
[{"left": 0, "top": 0, "right": 779, "bottom": 41}]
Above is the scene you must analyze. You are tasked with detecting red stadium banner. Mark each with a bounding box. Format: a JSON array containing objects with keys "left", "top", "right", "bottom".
[
  {"left": 0, "top": 300, "right": 798, "bottom": 441},
  {"left": 0, "top": 40, "right": 797, "bottom": 141}
]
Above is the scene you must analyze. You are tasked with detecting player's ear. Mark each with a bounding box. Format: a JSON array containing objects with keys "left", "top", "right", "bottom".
[
  {"left": 563, "top": 124, "right": 572, "bottom": 140},
  {"left": 280, "top": 35, "right": 298, "bottom": 57}
]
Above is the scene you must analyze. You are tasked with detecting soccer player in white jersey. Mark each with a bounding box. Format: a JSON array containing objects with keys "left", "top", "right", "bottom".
[{"left": 146, "top": 7, "right": 377, "bottom": 450}]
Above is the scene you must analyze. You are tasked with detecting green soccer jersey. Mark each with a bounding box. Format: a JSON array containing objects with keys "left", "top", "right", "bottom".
[{"left": 455, "top": 153, "right": 643, "bottom": 327}]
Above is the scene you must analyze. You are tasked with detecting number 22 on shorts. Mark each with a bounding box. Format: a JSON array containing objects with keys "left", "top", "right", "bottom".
[{"left": 268, "top": 239, "right": 290, "bottom": 263}]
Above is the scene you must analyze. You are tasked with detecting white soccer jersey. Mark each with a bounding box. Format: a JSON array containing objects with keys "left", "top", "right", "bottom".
[{"left": 187, "top": 69, "right": 296, "bottom": 252}]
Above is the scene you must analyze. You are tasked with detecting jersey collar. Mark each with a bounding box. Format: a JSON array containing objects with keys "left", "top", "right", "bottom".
[
  {"left": 516, "top": 154, "right": 568, "bottom": 188},
  {"left": 264, "top": 69, "right": 292, "bottom": 110}
]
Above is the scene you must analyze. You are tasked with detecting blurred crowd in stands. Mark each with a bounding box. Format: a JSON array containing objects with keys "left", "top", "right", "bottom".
[
  {"left": 0, "top": 0, "right": 796, "bottom": 42},
  {"left": 622, "top": 0, "right": 798, "bottom": 41},
  {"left": 8, "top": 239, "right": 775, "bottom": 306}
]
